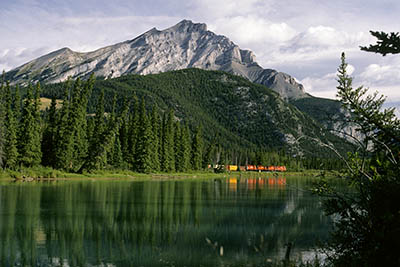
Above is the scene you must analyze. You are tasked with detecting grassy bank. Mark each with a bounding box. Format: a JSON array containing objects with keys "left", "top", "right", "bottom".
[{"left": 0, "top": 166, "right": 337, "bottom": 181}]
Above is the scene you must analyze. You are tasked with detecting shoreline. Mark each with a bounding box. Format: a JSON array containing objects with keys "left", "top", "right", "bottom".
[{"left": 0, "top": 168, "right": 335, "bottom": 182}]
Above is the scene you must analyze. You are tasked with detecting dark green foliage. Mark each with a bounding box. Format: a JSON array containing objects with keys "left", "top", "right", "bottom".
[
  {"left": 119, "top": 97, "right": 130, "bottom": 165},
  {"left": 127, "top": 96, "right": 139, "bottom": 168},
  {"left": 175, "top": 123, "right": 191, "bottom": 172},
  {"left": 107, "top": 93, "right": 118, "bottom": 166},
  {"left": 317, "top": 53, "right": 400, "bottom": 266},
  {"left": 202, "top": 140, "right": 216, "bottom": 168},
  {"left": 191, "top": 125, "right": 203, "bottom": 170},
  {"left": 13, "top": 85, "right": 21, "bottom": 123},
  {"left": 86, "top": 90, "right": 108, "bottom": 170},
  {"left": 18, "top": 84, "right": 42, "bottom": 167},
  {"left": 112, "top": 135, "right": 123, "bottom": 168},
  {"left": 360, "top": 31, "right": 400, "bottom": 55},
  {"left": 69, "top": 78, "right": 92, "bottom": 170},
  {"left": 149, "top": 105, "right": 161, "bottom": 171},
  {"left": 52, "top": 78, "right": 94, "bottom": 171},
  {"left": 54, "top": 85, "right": 73, "bottom": 169},
  {"left": 173, "top": 122, "right": 181, "bottom": 169},
  {"left": 0, "top": 77, "right": 6, "bottom": 168},
  {"left": 134, "top": 98, "right": 154, "bottom": 173},
  {"left": 41, "top": 96, "right": 58, "bottom": 167},
  {"left": 38, "top": 68, "right": 354, "bottom": 163},
  {"left": 161, "top": 110, "right": 176, "bottom": 172},
  {"left": 3, "top": 82, "right": 19, "bottom": 169},
  {"left": 0, "top": 68, "right": 355, "bottom": 173}
]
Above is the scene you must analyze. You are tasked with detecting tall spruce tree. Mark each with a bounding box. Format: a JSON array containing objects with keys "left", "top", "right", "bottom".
[
  {"left": 13, "top": 85, "right": 21, "bottom": 123},
  {"left": 69, "top": 78, "right": 92, "bottom": 171},
  {"left": 119, "top": 97, "right": 130, "bottom": 165},
  {"left": 86, "top": 90, "right": 107, "bottom": 170},
  {"left": 107, "top": 93, "right": 119, "bottom": 166},
  {"left": 127, "top": 95, "right": 139, "bottom": 169},
  {"left": 41, "top": 96, "right": 58, "bottom": 167},
  {"left": 112, "top": 135, "right": 123, "bottom": 168},
  {"left": 3, "top": 82, "right": 19, "bottom": 169},
  {"left": 150, "top": 105, "right": 161, "bottom": 171},
  {"left": 134, "top": 98, "right": 154, "bottom": 173},
  {"left": 179, "top": 123, "right": 192, "bottom": 172},
  {"left": 161, "top": 110, "right": 175, "bottom": 172},
  {"left": 0, "top": 77, "right": 5, "bottom": 168},
  {"left": 54, "top": 84, "right": 73, "bottom": 170},
  {"left": 191, "top": 125, "right": 203, "bottom": 170},
  {"left": 173, "top": 122, "right": 181, "bottom": 170},
  {"left": 18, "top": 84, "right": 42, "bottom": 167},
  {"left": 315, "top": 52, "right": 400, "bottom": 266},
  {"left": 203, "top": 142, "right": 215, "bottom": 169}
]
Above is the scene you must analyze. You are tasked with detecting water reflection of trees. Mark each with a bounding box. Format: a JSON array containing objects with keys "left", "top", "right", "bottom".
[{"left": 0, "top": 178, "right": 331, "bottom": 266}]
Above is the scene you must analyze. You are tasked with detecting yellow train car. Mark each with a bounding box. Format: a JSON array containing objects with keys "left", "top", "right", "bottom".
[{"left": 226, "top": 165, "right": 238, "bottom": 171}]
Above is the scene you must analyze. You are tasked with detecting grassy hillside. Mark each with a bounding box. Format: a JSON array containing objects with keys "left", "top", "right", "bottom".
[{"left": 40, "top": 69, "right": 354, "bottom": 158}]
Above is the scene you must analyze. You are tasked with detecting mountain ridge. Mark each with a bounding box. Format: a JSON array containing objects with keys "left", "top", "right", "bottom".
[
  {"left": 5, "top": 19, "right": 307, "bottom": 100},
  {"left": 39, "top": 68, "right": 354, "bottom": 158}
]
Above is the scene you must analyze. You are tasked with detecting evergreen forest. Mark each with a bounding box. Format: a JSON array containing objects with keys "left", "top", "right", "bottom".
[{"left": 0, "top": 69, "right": 350, "bottom": 174}]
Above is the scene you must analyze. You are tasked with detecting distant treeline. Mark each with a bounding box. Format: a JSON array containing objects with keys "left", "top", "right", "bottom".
[{"left": 0, "top": 75, "right": 345, "bottom": 173}]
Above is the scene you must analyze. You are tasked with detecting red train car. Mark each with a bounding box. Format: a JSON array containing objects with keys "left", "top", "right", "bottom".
[
  {"left": 257, "top": 165, "right": 266, "bottom": 171},
  {"left": 246, "top": 165, "right": 257, "bottom": 171}
]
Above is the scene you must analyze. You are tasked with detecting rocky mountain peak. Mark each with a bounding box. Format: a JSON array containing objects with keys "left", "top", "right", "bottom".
[
  {"left": 167, "top": 19, "right": 207, "bottom": 33},
  {"left": 5, "top": 20, "right": 308, "bottom": 100}
]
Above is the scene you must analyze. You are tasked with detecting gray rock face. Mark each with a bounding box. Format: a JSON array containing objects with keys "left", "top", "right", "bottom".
[{"left": 7, "top": 19, "right": 307, "bottom": 100}]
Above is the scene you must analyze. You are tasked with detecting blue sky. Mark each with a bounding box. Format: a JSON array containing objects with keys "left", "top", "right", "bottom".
[{"left": 1, "top": 0, "right": 400, "bottom": 105}]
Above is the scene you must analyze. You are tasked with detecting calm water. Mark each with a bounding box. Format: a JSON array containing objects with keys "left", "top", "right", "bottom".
[{"left": 0, "top": 176, "right": 331, "bottom": 266}]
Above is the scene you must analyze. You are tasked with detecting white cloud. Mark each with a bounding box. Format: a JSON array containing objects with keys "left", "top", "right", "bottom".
[
  {"left": 210, "top": 16, "right": 296, "bottom": 47},
  {"left": 360, "top": 62, "right": 400, "bottom": 86},
  {"left": 190, "top": 0, "right": 274, "bottom": 19},
  {"left": 276, "top": 26, "right": 368, "bottom": 63},
  {"left": 300, "top": 72, "right": 338, "bottom": 99}
]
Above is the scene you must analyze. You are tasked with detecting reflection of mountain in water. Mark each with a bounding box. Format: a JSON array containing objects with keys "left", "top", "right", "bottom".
[{"left": 0, "top": 178, "right": 331, "bottom": 266}]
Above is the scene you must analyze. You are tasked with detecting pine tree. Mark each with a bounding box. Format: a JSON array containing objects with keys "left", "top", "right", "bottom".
[
  {"left": 360, "top": 31, "right": 400, "bottom": 55},
  {"left": 150, "top": 105, "right": 161, "bottom": 171},
  {"left": 112, "top": 136, "right": 123, "bottom": 169},
  {"left": 191, "top": 125, "right": 203, "bottom": 170},
  {"left": 134, "top": 98, "right": 154, "bottom": 173},
  {"left": 54, "top": 83, "right": 73, "bottom": 170},
  {"left": 18, "top": 84, "right": 42, "bottom": 167},
  {"left": 13, "top": 85, "right": 21, "bottom": 123},
  {"left": 3, "top": 82, "right": 19, "bottom": 169},
  {"left": 314, "top": 52, "right": 400, "bottom": 266},
  {"left": 119, "top": 97, "right": 130, "bottom": 165},
  {"left": 161, "top": 110, "right": 175, "bottom": 172},
  {"left": 41, "top": 96, "right": 58, "bottom": 167},
  {"left": 69, "top": 78, "right": 88, "bottom": 170},
  {"left": 0, "top": 76, "right": 5, "bottom": 168},
  {"left": 107, "top": 93, "right": 118, "bottom": 166},
  {"left": 86, "top": 90, "right": 107, "bottom": 170},
  {"left": 127, "top": 95, "right": 139, "bottom": 169},
  {"left": 174, "top": 122, "right": 191, "bottom": 172},
  {"left": 180, "top": 123, "right": 192, "bottom": 171},
  {"left": 173, "top": 122, "right": 181, "bottom": 170},
  {"left": 203, "top": 142, "right": 214, "bottom": 169}
]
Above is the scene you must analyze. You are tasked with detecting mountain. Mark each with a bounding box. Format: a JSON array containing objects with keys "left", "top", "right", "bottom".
[
  {"left": 41, "top": 68, "right": 354, "bottom": 158},
  {"left": 5, "top": 20, "right": 306, "bottom": 101},
  {"left": 5, "top": 19, "right": 355, "bottom": 146}
]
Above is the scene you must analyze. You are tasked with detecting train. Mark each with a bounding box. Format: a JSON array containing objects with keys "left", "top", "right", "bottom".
[{"left": 210, "top": 164, "right": 287, "bottom": 172}]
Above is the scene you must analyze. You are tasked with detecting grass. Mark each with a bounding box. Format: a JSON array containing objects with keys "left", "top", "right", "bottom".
[
  {"left": 39, "top": 97, "right": 62, "bottom": 110},
  {"left": 0, "top": 166, "right": 339, "bottom": 182}
]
